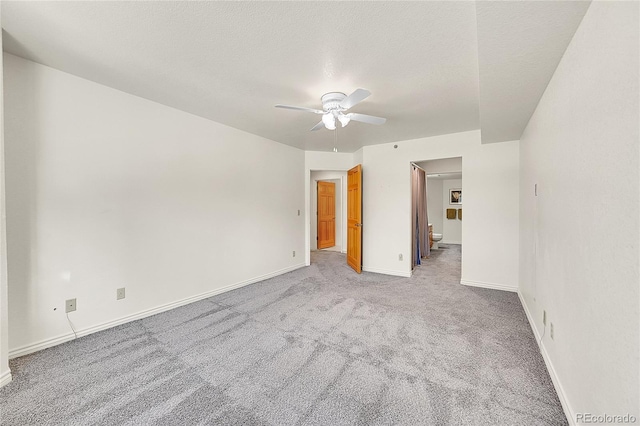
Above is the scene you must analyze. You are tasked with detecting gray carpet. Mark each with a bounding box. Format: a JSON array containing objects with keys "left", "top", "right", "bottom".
[{"left": 0, "top": 244, "right": 566, "bottom": 425}]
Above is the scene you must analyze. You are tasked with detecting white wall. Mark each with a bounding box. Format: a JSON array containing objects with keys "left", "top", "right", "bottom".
[
  {"left": 3, "top": 54, "right": 305, "bottom": 356},
  {"left": 304, "top": 151, "right": 354, "bottom": 265},
  {"left": 353, "top": 148, "right": 363, "bottom": 168},
  {"left": 463, "top": 140, "right": 519, "bottom": 290},
  {"left": 361, "top": 131, "right": 519, "bottom": 289},
  {"left": 519, "top": 2, "right": 639, "bottom": 422},
  {"left": 0, "top": 2, "right": 12, "bottom": 388},
  {"left": 426, "top": 178, "right": 443, "bottom": 235},
  {"left": 441, "top": 179, "right": 462, "bottom": 244},
  {"left": 310, "top": 172, "right": 346, "bottom": 252}
]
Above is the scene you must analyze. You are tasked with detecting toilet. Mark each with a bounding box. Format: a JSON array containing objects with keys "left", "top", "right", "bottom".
[{"left": 432, "top": 233, "right": 443, "bottom": 249}]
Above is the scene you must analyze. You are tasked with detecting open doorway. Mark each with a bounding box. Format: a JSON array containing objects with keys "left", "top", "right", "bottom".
[
  {"left": 412, "top": 157, "right": 462, "bottom": 268},
  {"left": 310, "top": 171, "right": 347, "bottom": 254}
]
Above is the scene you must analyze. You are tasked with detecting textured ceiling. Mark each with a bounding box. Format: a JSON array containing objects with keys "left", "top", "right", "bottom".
[
  {"left": 476, "top": 1, "right": 591, "bottom": 143},
  {"left": 2, "top": 1, "right": 590, "bottom": 152}
]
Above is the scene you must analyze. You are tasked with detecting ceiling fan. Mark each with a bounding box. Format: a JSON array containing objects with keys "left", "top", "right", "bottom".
[{"left": 275, "top": 88, "right": 387, "bottom": 131}]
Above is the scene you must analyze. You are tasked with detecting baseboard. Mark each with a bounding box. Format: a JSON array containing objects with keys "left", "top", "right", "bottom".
[
  {"left": 362, "top": 266, "right": 411, "bottom": 278},
  {"left": 9, "top": 331, "right": 77, "bottom": 359},
  {"left": 9, "top": 263, "right": 306, "bottom": 359},
  {"left": 518, "top": 291, "right": 574, "bottom": 426},
  {"left": 460, "top": 279, "right": 517, "bottom": 292},
  {"left": 0, "top": 369, "right": 12, "bottom": 388}
]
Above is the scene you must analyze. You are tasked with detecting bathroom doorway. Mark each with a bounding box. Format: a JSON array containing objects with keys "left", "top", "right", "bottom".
[{"left": 412, "top": 157, "right": 462, "bottom": 268}]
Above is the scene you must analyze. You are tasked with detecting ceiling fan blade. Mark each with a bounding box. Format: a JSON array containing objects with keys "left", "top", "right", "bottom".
[
  {"left": 348, "top": 113, "right": 387, "bottom": 125},
  {"left": 275, "top": 104, "right": 324, "bottom": 114},
  {"left": 339, "top": 88, "right": 371, "bottom": 110},
  {"left": 310, "top": 121, "right": 325, "bottom": 131}
]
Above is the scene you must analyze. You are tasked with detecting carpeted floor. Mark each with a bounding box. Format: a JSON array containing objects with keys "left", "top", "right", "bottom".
[{"left": 0, "top": 244, "right": 567, "bottom": 425}]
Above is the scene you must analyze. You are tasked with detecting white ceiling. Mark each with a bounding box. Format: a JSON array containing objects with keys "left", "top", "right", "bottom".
[
  {"left": 476, "top": 1, "right": 591, "bottom": 143},
  {"left": 426, "top": 172, "right": 462, "bottom": 181},
  {"left": 1, "top": 1, "right": 590, "bottom": 152},
  {"left": 416, "top": 157, "right": 462, "bottom": 176}
]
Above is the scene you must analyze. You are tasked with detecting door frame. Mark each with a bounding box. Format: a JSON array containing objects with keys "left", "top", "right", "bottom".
[{"left": 306, "top": 170, "right": 348, "bottom": 266}]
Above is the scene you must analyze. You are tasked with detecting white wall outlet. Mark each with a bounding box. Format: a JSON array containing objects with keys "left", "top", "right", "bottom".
[
  {"left": 117, "top": 288, "right": 125, "bottom": 300},
  {"left": 398, "top": 253, "right": 403, "bottom": 261},
  {"left": 543, "top": 310, "right": 546, "bottom": 326},
  {"left": 550, "top": 323, "right": 554, "bottom": 340},
  {"left": 293, "top": 251, "right": 296, "bottom": 257},
  {"left": 65, "top": 298, "right": 76, "bottom": 313}
]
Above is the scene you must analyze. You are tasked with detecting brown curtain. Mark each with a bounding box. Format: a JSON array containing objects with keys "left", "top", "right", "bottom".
[{"left": 411, "top": 165, "right": 429, "bottom": 269}]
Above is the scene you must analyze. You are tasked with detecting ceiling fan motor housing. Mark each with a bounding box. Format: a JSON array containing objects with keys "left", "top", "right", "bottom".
[{"left": 321, "top": 92, "right": 347, "bottom": 112}]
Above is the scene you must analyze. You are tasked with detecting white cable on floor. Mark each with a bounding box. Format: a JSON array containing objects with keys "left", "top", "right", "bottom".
[{"left": 66, "top": 312, "right": 78, "bottom": 340}]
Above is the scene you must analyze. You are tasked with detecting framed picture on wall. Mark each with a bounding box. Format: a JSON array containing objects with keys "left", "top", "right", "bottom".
[{"left": 449, "top": 189, "right": 462, "bottom": 205}]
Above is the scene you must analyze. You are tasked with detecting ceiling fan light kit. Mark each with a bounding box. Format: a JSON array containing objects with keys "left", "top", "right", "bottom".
[
  {"left": 275, "top": 88, "right": 387, "bottom": 132},
  {"left": 338, "top": 114, "right": 351, "bottom": 127},
  {"left": 322, "top": 111, "right": 336, "bottom": 130}
]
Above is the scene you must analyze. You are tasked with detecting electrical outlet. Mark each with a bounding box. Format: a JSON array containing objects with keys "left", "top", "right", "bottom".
[
  {"left": 550, "top": 323, "right": 554, "bottom": 340},
  {"left": 117, "top": 288, "right": 126, "bottom": 300},
  {"left": 293, "top": 251, "right": 296, "bottom": 257},
  {"left": 65, "top": 298, "right": 76, "bottom": 313},
  {"left": 399, "top": 253, "right": 403, "bottom": 261},
  {"left": 543, "top": 310, "right": 546, "bottom": 326}
]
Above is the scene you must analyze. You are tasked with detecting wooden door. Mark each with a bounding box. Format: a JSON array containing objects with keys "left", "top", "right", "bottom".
[
  {"left": 317, "top": 181, "right": 336, "bottom": 249},
  {"left": 347, "top": 164, "right": 362, "bottom": 273}
]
